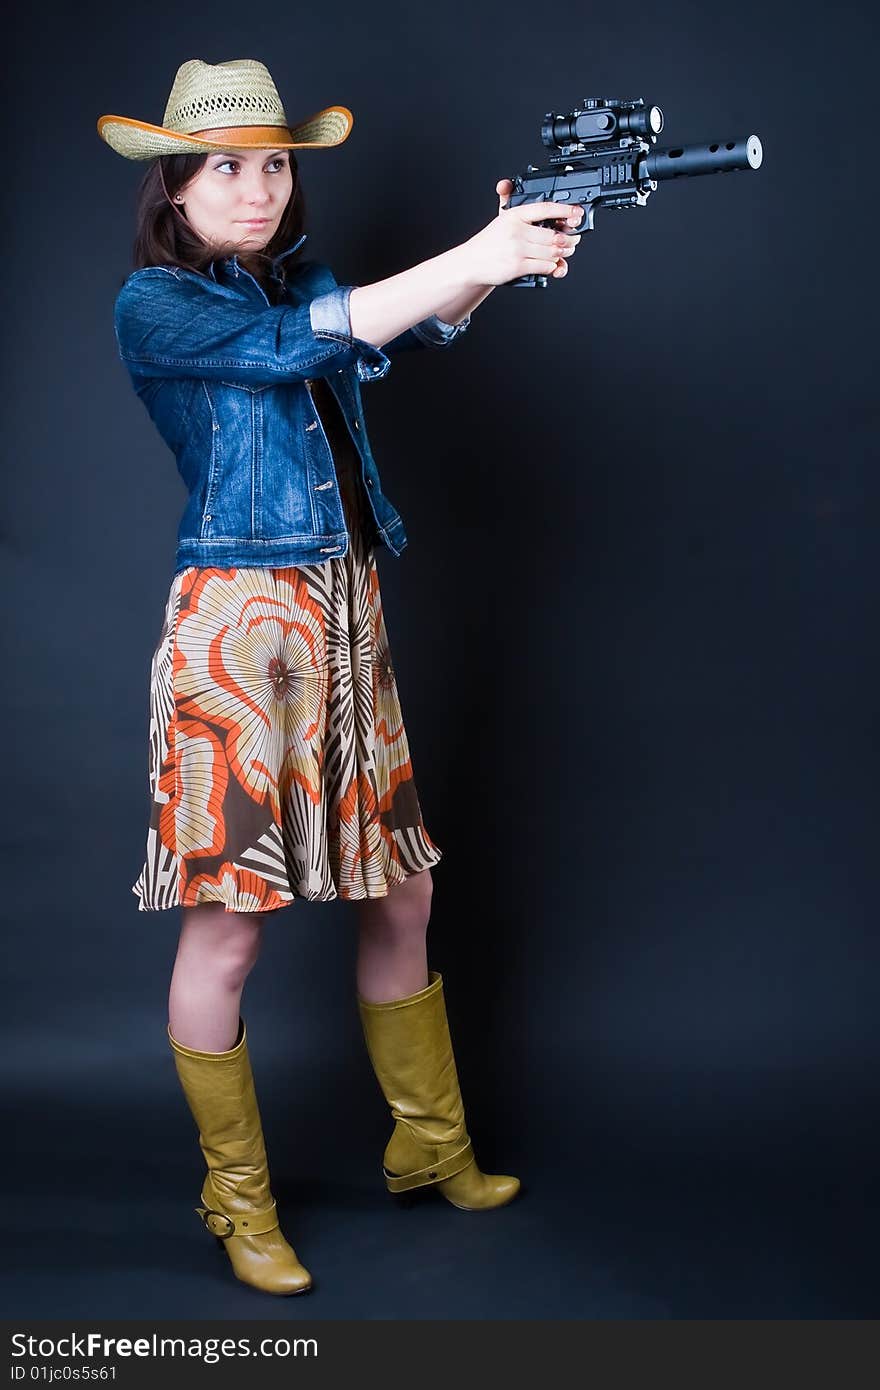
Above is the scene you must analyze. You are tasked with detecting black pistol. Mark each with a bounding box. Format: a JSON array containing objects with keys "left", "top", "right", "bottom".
[{"left": 505, "top": 98, "right": 763, "bottom": 287}]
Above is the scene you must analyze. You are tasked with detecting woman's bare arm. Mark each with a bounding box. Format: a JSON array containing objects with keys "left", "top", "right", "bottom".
[
  {"left": 348, "top": 182, "right": 584, "bottom": 349},
  {"left": 348, "top": 244, "right": 487, "bottom": 347}
]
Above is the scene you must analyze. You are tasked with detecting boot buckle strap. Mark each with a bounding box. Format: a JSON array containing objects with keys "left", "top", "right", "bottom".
[
  {"left": 195, "top": 1199, "right": 279, "bottom": 1238},
  {"left": 384, "top": 1138, "right": 474, "bottom": 1193}
]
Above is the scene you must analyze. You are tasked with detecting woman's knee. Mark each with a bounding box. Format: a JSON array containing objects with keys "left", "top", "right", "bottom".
[
  {"left": 385, "top": 867, "right": 434, "bottom": 925},
  {"left": 224, "top": 915, "right": 266, "bottom": 980},
  {"left": 403, "top": 867, "right": 433, "bottom": 912},
  {"left": 179, "top": 905, "right": 267, "bottom": 988},
  {"left": 359, "top": 869, "right": 433, "bottom": 938}
]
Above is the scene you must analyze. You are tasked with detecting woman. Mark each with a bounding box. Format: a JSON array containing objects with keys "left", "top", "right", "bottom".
[{"left": 98, "top": 57, "right": 583, "bottom": 1297}]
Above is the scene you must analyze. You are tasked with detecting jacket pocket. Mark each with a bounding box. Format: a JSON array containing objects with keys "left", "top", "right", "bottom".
[{"left": 198, "top": 384, "right": 249, "bottom": 539}]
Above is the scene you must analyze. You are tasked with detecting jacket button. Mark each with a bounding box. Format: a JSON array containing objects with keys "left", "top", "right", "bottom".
[
  {"left": 367, "top": 478, "right": 374, "bottom": 487},
  {"left": 204, "top": 514, "right": 212, "bottom": 521},
  {"left": 353, "top": 420, "right": 360, "bottom": 430}
]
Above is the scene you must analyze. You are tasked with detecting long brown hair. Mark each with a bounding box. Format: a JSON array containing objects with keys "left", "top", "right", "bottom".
[{"left": 130, "top": 150, "right": 308, "bottom": 302}]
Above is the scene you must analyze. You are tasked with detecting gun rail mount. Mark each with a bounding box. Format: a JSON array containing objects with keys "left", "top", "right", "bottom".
[{"left": 506, "top": 97, "right": 763, "bottom": 287}]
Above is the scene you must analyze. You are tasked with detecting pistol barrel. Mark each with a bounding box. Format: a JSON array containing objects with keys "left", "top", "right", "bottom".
[{"left": 644, "top": 134, "right": 762, "bottom": 181}]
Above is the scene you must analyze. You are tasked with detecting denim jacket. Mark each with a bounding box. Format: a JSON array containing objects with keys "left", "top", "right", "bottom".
[{"left": 113, "top": 233, "right": 470, "bottom": 572}]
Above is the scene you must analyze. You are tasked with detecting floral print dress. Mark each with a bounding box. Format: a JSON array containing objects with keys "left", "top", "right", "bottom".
[{"left": 131, "top": 376, "right": 442, "bottom": 913}]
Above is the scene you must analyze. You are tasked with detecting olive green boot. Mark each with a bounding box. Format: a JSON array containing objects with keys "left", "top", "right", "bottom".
[
  {"left": 168, "top": 1017, "right": 313, "bottom": 1295},
  {"left": 358, "top": 970, "right": 520, "bottom": 1210}
]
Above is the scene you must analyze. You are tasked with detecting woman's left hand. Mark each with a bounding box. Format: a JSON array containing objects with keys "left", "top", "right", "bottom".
[{"left": 495, "top": 178, "right": 579, "bottom": 279}]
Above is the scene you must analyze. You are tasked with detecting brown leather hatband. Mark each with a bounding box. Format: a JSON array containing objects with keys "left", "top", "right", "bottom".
[{"left": 189, "top": 125, "right": 296, "bottom": 146}]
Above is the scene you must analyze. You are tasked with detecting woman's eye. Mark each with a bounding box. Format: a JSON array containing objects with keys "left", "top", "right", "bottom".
[{"left": 216, "top": 158, "right": 286, "bottom": 173}]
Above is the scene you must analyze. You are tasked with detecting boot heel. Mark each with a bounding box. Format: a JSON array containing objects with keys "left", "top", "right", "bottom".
[{"left": 389, "top": 1187, "right": 425, "bottom": 1208}]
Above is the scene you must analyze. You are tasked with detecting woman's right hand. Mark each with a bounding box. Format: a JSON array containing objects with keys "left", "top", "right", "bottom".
[{"left": 456, "top": 180, "right": 584, "bottom": 286}]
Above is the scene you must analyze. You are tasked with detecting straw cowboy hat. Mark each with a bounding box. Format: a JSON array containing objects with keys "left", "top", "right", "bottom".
[{"left": 97, "top": 57, "right": 353, "bottom": 160}]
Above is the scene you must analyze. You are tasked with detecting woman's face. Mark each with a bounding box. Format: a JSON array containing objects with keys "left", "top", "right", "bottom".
[{"left": 177, "top": 146, "right": 294, "bottom": 253}]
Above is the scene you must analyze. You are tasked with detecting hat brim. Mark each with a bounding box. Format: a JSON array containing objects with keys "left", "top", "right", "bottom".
[{"left": 97, "top": 106, "right": 353, "bottom": 160}]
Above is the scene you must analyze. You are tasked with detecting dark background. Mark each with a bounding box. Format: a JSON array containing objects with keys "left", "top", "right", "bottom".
[{"left": 3, "top": 0, "right": 877, "bottom": 1320}]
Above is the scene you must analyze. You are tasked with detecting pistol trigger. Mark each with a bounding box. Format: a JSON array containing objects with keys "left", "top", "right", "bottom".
[{"left": 574, "top": 205, "right": 595, "bottom": 232}]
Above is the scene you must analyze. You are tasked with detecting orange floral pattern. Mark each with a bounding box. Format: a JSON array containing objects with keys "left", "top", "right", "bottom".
[{"left": 131, "top": 380, "right": 441, "bottom": 912}]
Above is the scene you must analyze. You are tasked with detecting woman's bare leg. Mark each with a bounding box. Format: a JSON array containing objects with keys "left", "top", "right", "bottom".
[
  {"left": 168, "top": 905, "right": 268, "bottom": 1051},
  {"left": 355, "top": 869, "right": 433, "bottom": 1002}
]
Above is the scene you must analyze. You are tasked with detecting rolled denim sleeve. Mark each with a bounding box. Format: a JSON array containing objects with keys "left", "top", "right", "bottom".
[
  {"left": 380, "top": 311, "right": 471, "bottom": 357},
  {"left": 114, "top": 267, "right": 392, "bottom": 386},
  {"left": 308, "top": 284, "right": 391, "bottom": 383},
  {"left": 411, "top": 312, "right": 471, "bottom": 345}
]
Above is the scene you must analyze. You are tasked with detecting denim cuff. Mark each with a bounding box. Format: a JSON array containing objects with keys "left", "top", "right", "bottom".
[
  {"left": 309, "top": 285, "right": 391, "bottom": 382},
  {"left": 309, "top": 284, "right": 355, "bottom": 339},
  {"left": 410, "top": 312, "right": 471, "bottom": 346}
]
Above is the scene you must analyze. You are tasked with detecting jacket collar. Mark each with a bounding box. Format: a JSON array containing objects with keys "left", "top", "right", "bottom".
[{"left": 207, "top": 231, "right": 308, "bottom": 283}]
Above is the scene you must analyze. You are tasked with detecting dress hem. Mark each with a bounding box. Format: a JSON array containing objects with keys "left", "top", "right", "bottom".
[{"left": 130, "top": 846, "right": 443, "bottom": 913}]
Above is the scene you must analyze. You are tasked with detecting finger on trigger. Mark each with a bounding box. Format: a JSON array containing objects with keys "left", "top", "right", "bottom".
[{"left": 517, "top": 201, "right": 574, "bottom": 223}]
